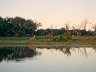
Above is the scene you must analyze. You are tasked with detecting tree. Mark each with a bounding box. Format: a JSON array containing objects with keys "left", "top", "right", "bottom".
[
  {"left": 81, "top": 19, "right": 91, "bottom": 30},
  {"left": 64, "top": 21, "right": 70, "bottom": 31},
  {"left": 93, "top": 24, "right": 96, "bottom": 32},
  {"left": 60, "top": 27, "right": 65, "bottom": 34},
  {"left": 0, "top": 17, "right": 4, "bottom": 36},
  {"left": 0, "top": 16, "right": 42, "bottom": 37}
]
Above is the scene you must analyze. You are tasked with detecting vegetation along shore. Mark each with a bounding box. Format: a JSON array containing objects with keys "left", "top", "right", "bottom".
[
  {"left": 0, "top": 17, "right": 96, "bottom": 47},
  {"left": 0, "top": 36, "right": 96, "bottom": 47}
]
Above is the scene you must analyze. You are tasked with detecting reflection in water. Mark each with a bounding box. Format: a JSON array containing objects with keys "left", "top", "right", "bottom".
[
  {"left": 0, "top": 47, "right": 40, "bottom": 62},
  {"left": 39, "top": 46, "right": 96, "bottom": 57},
  {"left": 93, "top": 46, "right": 96, "bottom": 52},
  {"left": 0, "top": 46, "right": 96, "bottom": 62},
  {"left": 41, "top": 47, "right": 72, "bottom": 56},
  {"left": 55, "top": 47, "right": 72, "bottom": 56},
  {"left": 0, "top": 46, "right": 96, "bottom": 72}
]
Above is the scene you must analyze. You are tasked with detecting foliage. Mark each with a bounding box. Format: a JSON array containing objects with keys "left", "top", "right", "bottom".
[
  {"left": 0, "top": 16, "right": 41, "bottom": 37},
  {"left": 88, "top": 36, "right": 96, "bottom": 44},
  {"left": 52, "top": 32, "right": 73, "bottom": 42},
  {"left": 60, "top": 27, "right": 66, "bottom": 34}
]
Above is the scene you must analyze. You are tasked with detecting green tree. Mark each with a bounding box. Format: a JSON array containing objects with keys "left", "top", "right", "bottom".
[{"left": 0, "top": 16, "right": 41, "bottom": 37}]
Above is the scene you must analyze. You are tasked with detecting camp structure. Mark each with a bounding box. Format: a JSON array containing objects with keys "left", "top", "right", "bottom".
[{"left": 42, "top": 29, "right": 54, "bottom": 36}]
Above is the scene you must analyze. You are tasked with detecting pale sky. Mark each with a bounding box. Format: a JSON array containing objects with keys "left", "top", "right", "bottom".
[{"left": 0, "top": 0, "right": 96, "bottom": 30}]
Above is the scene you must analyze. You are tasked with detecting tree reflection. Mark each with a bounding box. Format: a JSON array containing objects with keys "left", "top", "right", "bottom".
[
  {"left": 0, "top": 46, "right": 96, "bottom": 62},
  {"left": 92, "top": 46, "right": 96, "bottom": 52},
  {"left": 77, "top": 48, "right": 88, "bottom": 58},
  {"left": 59, "top": 47, "right": 95, "bottom": 57},
  {"left": 55, "top": 47, "right": 72, "bottom": 56},
  {"left": 0, "top": 47, "right": 40, "bottom": 62},
  {"left": 41, "top": 46, "right": 96, "bottom": 57},
  {"left": 43, "top": 46, "right": 72, "bottom": 56}
]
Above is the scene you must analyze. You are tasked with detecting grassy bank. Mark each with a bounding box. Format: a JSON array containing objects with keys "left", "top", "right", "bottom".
[{"left": 0, "top": 36, "right": 96, "bottom": 47}]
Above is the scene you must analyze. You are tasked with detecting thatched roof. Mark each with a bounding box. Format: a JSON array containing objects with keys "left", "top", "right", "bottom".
[{"left": 42, "top": 29, "right": 55, "bottom": 36}]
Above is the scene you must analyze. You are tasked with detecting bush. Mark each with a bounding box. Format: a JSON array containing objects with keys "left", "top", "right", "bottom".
[
  {"left": 52, "top": 37, "right": 59, "bottom": 42},
  {"left": 88, "top": 36, "right": 96, "bottom": 44},
  {"left": 52, "top": 32, "right": 72, "bottom": 42}
]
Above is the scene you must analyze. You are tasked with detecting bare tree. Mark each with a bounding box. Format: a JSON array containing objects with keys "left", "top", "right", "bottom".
[
  {"left": 81, "top": 19, "right": 91, "bottom": 30},
  {"left": 92, "top": 24, "right": 96, "bottom": 32},
  {"left": 64, "top": 21, "right": 70, "bottom": 31},
  {"left": 71, "top": 25, "right": 76, "bottom": 30}
]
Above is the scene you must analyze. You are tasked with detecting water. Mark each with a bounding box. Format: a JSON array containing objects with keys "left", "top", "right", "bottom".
[{"left": 0, "top": 46, "right": 96, "bottom": 72}]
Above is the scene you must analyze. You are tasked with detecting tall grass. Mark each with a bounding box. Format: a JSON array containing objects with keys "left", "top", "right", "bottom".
[
  {"left": 52, "top": 32, "right": 73, "bottom": 42},
  {"left": 0, "top": 36, "right": 96, "bottom": 46},
  {"left": 0, "top": 37, "right": 29, "bottom": 45}
]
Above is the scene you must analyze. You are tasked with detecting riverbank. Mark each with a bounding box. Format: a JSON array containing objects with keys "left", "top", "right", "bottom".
[
  {"left": 0, "top": 44, "right": 96, "bottom": 48},
  {"left": 0, "top": 36, "right": 96, "bottom": 48}
]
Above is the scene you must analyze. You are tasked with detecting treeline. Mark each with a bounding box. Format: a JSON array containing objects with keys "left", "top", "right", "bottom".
[
  {"left": 0, "top": 17, "right": 41, "bottom": 37},
  {"left": 0, "top": 17, "right": 95, "bottom": 37}
]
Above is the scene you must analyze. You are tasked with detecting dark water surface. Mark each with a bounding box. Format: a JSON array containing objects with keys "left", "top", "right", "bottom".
[{"left": 0, "top": 46, "right": 96, "bottom": 72}]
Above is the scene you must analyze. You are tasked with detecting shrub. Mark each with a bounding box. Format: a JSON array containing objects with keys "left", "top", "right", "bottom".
[{"left": 52, "top": 32, "right": 72, "bottom": 42}]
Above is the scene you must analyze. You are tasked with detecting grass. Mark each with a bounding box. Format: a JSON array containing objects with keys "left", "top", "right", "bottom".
[
  {"left": 0, "top": 36, "right": 96, "bottom": 47},
  {"left": 0, "top": 37, "right": 29, "bottom": 45}
]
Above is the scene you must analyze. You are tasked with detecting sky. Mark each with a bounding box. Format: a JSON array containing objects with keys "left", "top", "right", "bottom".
[{"left": 0, "top": 0, "right": 96, "bottom": 30}]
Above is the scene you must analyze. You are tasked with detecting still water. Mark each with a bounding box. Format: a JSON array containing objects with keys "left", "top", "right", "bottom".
[{"left": 0, "top": 46, "right": 96, "bottom": 72}]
